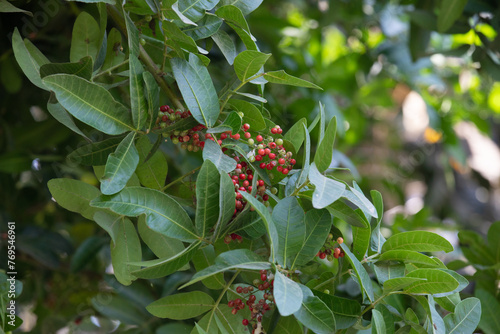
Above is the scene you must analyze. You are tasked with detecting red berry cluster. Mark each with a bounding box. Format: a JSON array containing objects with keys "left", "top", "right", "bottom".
[
  {"left": 247, "top": 126, "right": 296, "bottom": 175},
  {"left": 316, "top": 236, "right": 345, "bottom": 261},
  {"left": 228, "top": 270, "right": 274, "bottom": 333},
  {"left": 224, "top": 233, "right": 243, "bottom": 244}
]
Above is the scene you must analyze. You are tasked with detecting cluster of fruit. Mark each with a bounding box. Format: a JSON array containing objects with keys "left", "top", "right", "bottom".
[
  {"left": 223, "top": 233, "right": 243, "bottom": 244},
  {"left": 228, "top": 270, "right": 274, "bottom": 333},
  {"left": 316, "top": 236, "right": 345, "bottom": 260}
]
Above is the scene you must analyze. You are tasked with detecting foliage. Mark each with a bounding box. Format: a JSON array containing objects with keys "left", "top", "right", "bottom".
[{"left": 2, "top": 0, "right": 499, "bottom": 333}]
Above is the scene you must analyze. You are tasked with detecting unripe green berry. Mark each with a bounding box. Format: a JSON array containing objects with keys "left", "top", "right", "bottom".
[
  {"left": 145, "top": 15, "right": 152, "bottom": 22},
  {"left": 237, "top": 111, "right": 244, "bottom": 117},
  {"left": 323, "top": 289, "right": 330, "bottom": 294},
  {"left": 248, "top": 139, "right": 255, "bottom": 145},
  {"left": 249, "top": 155, "right": 256, "bottom": 163},
  {"left": 162, "top": 132, "right": 169, "bottom": 138},
  {"left": 276, "top": 138, "right": 283, "bottom": 146},
  {"left": 264, "top": 201, "right": 270, "bottom": 207},
  {"left": 257, "top": 144, "right": 264, "bottom": 149},
  {"left": 169, "top": 114, "right": 176, "bottom": 121},
  {"left": 271, "top": 187, "right": 278, "bottom": 195},
  {"left": 140, "top": 38, "right": 146, "bottom": 46},
  {"left": 160, "top": 122, "right": 167, "bottom": 128},
  {"left": 172, "top": 137, "right": 179, "bottom": 144},
  {"left": 173, "top": 130, "right": 180, "bottom": 136}
]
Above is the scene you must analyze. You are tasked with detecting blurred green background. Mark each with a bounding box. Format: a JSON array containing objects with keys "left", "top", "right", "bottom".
[{"left": 1, "top": 0, "right": 500, "bottom": 332}]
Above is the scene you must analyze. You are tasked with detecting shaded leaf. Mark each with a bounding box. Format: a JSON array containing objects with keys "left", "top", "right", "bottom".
[
  {"left": 70, "top": 12, "right": 101, "bottom": 63},
  {"left": 147, "top": 291, "right": 214, "bottom": 319},
  {"left": 264, "top": 70, "right": 322, "bottom": 89}
]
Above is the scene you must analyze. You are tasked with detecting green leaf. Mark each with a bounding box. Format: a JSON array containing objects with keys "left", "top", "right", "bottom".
[
  {"left": 216, "top": 5, "right": 257, "bottom": 51},
  {"left": 11, "top": 28, "right": 49, "bottom": 90},
  {"left": 308, "top": 163, "right": 345, "bottom": 209},
  {"left": 91, "top": 295, "right": 146, "bottom": 325},
  {"left": 135, "top": 136, "right": 167, "bottom": 190},
  {"left": 427, "top": 296, "right": 445, "bottom": 334},
  {"left": 70, "top": 12, "right": 101, "bottom": 63},
  {"left": 370, "top": 190, "right": 386, "bottom": 253},
  {"left": 181, "top": 249, "right": 270, "bottom": 288},
  {"left": 196, "top": 160, "right": 221, "bottom": 236},
  {"left": 123, "top": 10, "right": 140, "bottom": 56},
  {"left": 46, "top": 100, "right": 90, "bottom": 140},
  {"left": 314, "top": 292, "right": 361, "bottom": 329},
  {"left": 70, "top": 236, "right": 107, "bottom": 272},
  {"left": 378, "top": 250, "right": 441, "bottom": 267},
  {"left": 352, "top": 223, "right": 371, "bottom": 261},
  {"left": 216, "top": 0, "right": 263, "bottom": 15},
  {"left": 273, "top": 316, "right": 303, "bottom": 334},
  {"left": 40, "top": 56, "right": 93, "bottom": 80},
  {"left": 42, "top": 74, "right": 134, "bottom": 135},
  {"left": 433, "top": 269, "right": 469, "bottom": 298},
  {"left": 272, "top": 197, "right": 306, "bottom": 268},
  {"left": 192, "top": 245, "right": 226, "bottom": 289},
  {"left": 110, "top": 217, "right": 141, "bottom": 285},
  {"left": 202, "top": 140, "right": 237, "bottom": 173},
  {"left": 343, "top": 184, "right": 378, "bottom": 219},
  {"left": 437, "top": 0, "right": 468, "bottom": 33},
  {"left": 143, "top": 71, "right": 160, "bottom": 131},
  {"left": 264, "top": 70, "right": 322, "bottom": 89},
  {"left": 211, "top": 30, "right": 237, "bottom": 65},
  {"left": 475, "top": 289, "right": 500, "bottom": 334},
  {"left": 179, "top": 0, "right": 219, "bottom": 22},
  {"left": 147, "top": 291, "right": 214, "bottom": 319},
  {"left": 444, "top": 298, "right": 481, "bottom": 334},
  {"left": 162, "top": 20, "right": 200, "bottom": 57},
  {"left": 100, "top": 132, "right": 140, "bottom": 195},
  {"left": 382, "top": 231, "right": 453, "bottom": 253},
  {"left": 284, "top": 118, "right": 306, "bottom": 154},
  {"left": 294, "top": 295, "right": 336, "bottom": 334},
  {"left": 458, "top": 230, "right": 495, "bottom": 265},
  {"left": 101, "top": 28, "right": 126, "bottom": 70},
  {"left": 129, "top": 57, "right": 147, "bottom": 129},
  {"left": 372, "top": 309, "right": 386, "bottom": 334},
  {"left": 292, "top": 209, "right": 332, "bottom": 267},
  {"left": 183, "top": 14, "right": 223, "bottom": 40},
  {"left": 274, "top": 271, "right": 303, "bottom": 316},
  {"left": 68, "top": 136, "right": 123, "bottom": 166},
  {"left": 131, "top": 241, "right": 201, "bottom": 279},
  {"left": 234, "top": 50, "right": 271, "bottom": 82},
  {"left": 487, "top": 221, "right": 500, "bottom": 263},
  {"left": 239, "top": 191, "right": 278, "bottom": 262},
  {"left": 227, "top": 99, "right": 266, "bottom": 131},
  {"left": 171, "top": 54, "right": 220, "bottom": 127},
  {"left": 48, "top": 178, "right": 101, "bottom": 220},
  {"left": 137, "top": 215, "right": 186, "bottom": 260},
  {"left": 234, "top": 92, "right": 267, "bottom": 103},
  {"left": 404, "top": 269, "right": 459, "bottom": 295},
  {"left": 93, "top": 211, "right": 121, "bottom": 243},
  {"left": 383, "top": 277, "right": 427, "bottom": 294},
  {"left": 214, "top": 172, "right": 236, "bottom": 240},
  {"left": 314, "top": 116, "right": 336, "bottom": 173},
  {"left": 91, "top": 187, "right": 199, "bottom": 241},
  {"left": 0, "top": 0, "right": 32, "bottom": 15},
  {"left": 207, "top": 111, "right": 242, "bottom": 134},
  {"left": 340, "top": 243, "right": 374, "bottom": 303},
  {"left": 297, "top": 124, "right": 311, "bottom": 187}
]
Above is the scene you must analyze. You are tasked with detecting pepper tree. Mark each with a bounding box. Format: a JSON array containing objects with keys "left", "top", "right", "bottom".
[{"left": 10, "top": 0, "right": 481, "bottom": 333}]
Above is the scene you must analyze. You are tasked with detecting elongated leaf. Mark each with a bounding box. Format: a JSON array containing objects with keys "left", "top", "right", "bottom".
[
  {"left": 294, "top": 295, "right": 335, "bottom": 334},
  {"left": 234, "top": 92, "right": 267, "bottom": 103},
  {"left": 179, "top": 0, "right": 219, "bottom": 22},
  {"left": 91, "top": 187, "right": 199, "bottom": 241},
  {"left": 352, "top": 223, "right": 371, "bottom": 261},
  {"left": 71, "top": 236, "right": 107, "bottom": 272},
  {"left": 171, "top": 54, "right": 220, "bottom": 127},
  {"left": 181, "top": 249, "right": 270, "bottom": 288},
  {"left": 433, "top": 269, "right": 469, "bottom": 298},
  {"left": 214, "top": 305, "right": 248, "bottom": 334},
  {"left": 309, "top": 163, "right": 345, "bottom": 208},
  {"left": 275, "top": 271, "right": 303, "bottom": 316},
  {"left": 0, "top": 0, "right": 32, "bottom": 15},
  {"left": 264, "top": 70, "right": 322, "bottom": 89},
  {"left": 196, "top": 160, "right": 221, "bottom": 236},
  {"left": 129, "top": 57, "right": 147, "bottom": 129},
  {"left": 206, "top": 111, "right": 242, "bottom": 134},
  {"left": 135, "top": 136, "right": 168, "bottom": 190},
  {"left": 216, "top": 5, "right": 257, "bottom": 51},
  {"left": 48, "top": 178, "right": 100, "bottom": 220},
  {"left": 297, "top": 124, "right": 311, "bottom": 187},
  {"left": 437, "top": 0, "right": 467, "bottom": 33},
  {"left": 273, "top": 316, "right": 303, "bottom": 334},
  {"left": 314, "top": 116, "right": 336, "bottom": 172},
  {"left": 12, "top": 28, "right": 49, "bottom": 89},
  {"left": 382, "top": 231, "right": 453, "bottom": 253},
  {"left": 47, "top": 100, "right": 90, "bottom": 140},
  {"left": 130, "top": 241, "right": 200, "bottom": 279},
  {"left": 476, "top": 289, "right": 500, "bottom": 334},
  {"left": 40, "top": 56, "right": 93, "bottom": 80},
  {"left": 93, "top": 211, "right": 121, "bottom": 243},
  {"left": 91, "top": 294, "right": 146, "bottom": 325},
  {"left": 137, "top": 214, "right": 186, "bottom": 260},
  {"left": 340, "top": 243, "right": 374, "bottom": 302},
  {"left": 143, "top": 71, "right": 160, "bottom": 131},
  {"left": 68, "top": 136, "right": 123, "bottom": 166},
  {"left": 211, "top": 30, "right": 237, "bottom": 65},
  {"left": 183, "top": 14, "right": 223, "bottom": 40},
  {"left": 383, "top": 277, "right": 427, "bottom": 294},
  {"left": 111, "top": 217, "right": 141, "bottom": 285},
  {"left": 100, "top": 132, "right": 139, "bottom": 195},
  {"left": 214, "top": 172, "right": 236, "bottom": 240},
  {"left": 227, "top": 99, "right": 266, "bottom": 131},
  {"left": 202, "top": 140, "right": 237, "bottom": 173},
  {"left": 314, "top": 292, "right": 361, "bottom": 329},
  {"left": 70, "top": 12, "right": 101, "bottom": 62},
  {"left": 216, "top": 0, "right": 263, "bottom": 15},
  {"left": 284, "top": 118, "right": 307, "bottom": 152},
  {"left": 444, "top": 298, "right": 481, "bottom": 334},
  {"left": 147, "top": 291, "right": 214, "bottom": 319},
  {"left": 378, "top": 250, "right": 441, "bottom": 267},
  {"left": 192, "top": 245, "right": 226, "bottom": 289},
  {"left": 372, "top": 309, "right": 386, "bottom": 334},
  {"left": 343, "top": 184, "right": 378, "bottom": 219},
  {"left": 240, "top": 192, "right": 278, "bottom": 262},
  {"left": 234, "top": 50, "right": 270, "bottom": 82},
  {"left": 272, "top": 197, "right": 305, "bottom": 268},
  {"left": 42, "top": 74, "right": 134, "bottom": 135},
  {"left": 370, "top": 190, "right": 386, "bottom": 252},
  {"left": 292, "top": 209, "right": 332, "bottom": 267},
  {"left": 487, "top": 221, "right": 500, "bottom": 263},
  {"left": 404, "top": 269, "right": 459, "bottom": 295},
  {"left": 162, "top": 20, "right": 199, "bottom": 57}
]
